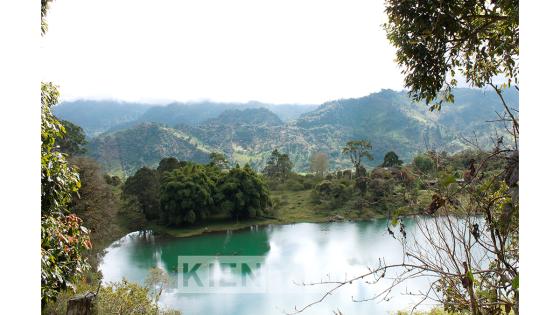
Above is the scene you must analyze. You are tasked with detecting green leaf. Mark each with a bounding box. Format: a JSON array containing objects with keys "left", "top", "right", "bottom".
[
  {"left": 441, "top": 175, "right": 456, "bottom": 187},
  {"left": 466, "top": 270, "right": 474, "bottom": 282},
  {"left": 512, "top": 275, "right": 519, "bottom": 290}
]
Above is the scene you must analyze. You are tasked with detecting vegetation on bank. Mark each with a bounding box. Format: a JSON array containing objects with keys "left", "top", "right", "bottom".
[{"left": 40, "top": 0, "right": 519, "bottom": 313}]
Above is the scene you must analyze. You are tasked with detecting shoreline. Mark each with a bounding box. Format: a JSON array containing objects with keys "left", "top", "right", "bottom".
[{"left": 150, "top": 212, "right": 388, "bottom": 239}]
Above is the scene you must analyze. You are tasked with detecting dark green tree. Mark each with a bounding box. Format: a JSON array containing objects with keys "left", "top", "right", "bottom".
[
  {"left": 157, "top": 157, "right": 183, "bottom": 175},
  {"left": 208, "top": 152, "right": 230, "bottom": 170},
  {"left": 159, "top": 163, "right": 215, "bottom": 225},
  {"left": 413, "top": 154, "right": 435, "bottom": 174},
  {"left": 277, "top": 153, "right": 293, "bottom": 180},
  {"left": 263, "top": 149, "right": 281, "bottom": 177},
  {"left": 381, "top": 151, "right": 403, "bottom": 167},
  {"left": 342, "top": 140, "right": 373, "bottom": 175},
  {"left": 57, "top": 120, "right": 87, "bottom": 156},
  {"left": 216, "top": 165, "right": 271, "bottom": 221},
  {"left": 123, "top": 167, "right": 161, "bottom": 220},
  {"left": 384, "top": 0, "right": 519, "bottom": 115}
]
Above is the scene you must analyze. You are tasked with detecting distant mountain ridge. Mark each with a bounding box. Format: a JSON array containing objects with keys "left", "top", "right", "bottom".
[
  {"left": 53, "top": 100, "right": 151, "bottom": 137},
  {"left": 75, "top": 88, "right": 518, "bottom": 176},
  {"left": 54, "top": 100, "right": 318, "bottom": 137},
  {"left": 204, "top": 108, "right": 284, "bottom": 127}
]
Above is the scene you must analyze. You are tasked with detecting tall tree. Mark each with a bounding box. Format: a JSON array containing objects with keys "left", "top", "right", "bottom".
[
  {"left": 263, "top": 149, "right": 293, "bottom": 180},
  {"left": 309, "top": 152, "right": 329, "bottom": 177},
  {"left": 208, "top": 152, "right": 230, "bottom": 170},
  {"left": 294, "top": 2, "right": 519, "bottom": 314},
  {"left": 342, "top": 140, "right": 373, "bottom": 175},
  {"left": 159, "top": 163, "right": 215, "bottom": 225},
  {"left": 69, "top": 157, "right": 121, "bottom": 267},
  {"left": 380, "top": 151, "right": 403, "bottom": 168},
  {"left": 56, "top": 120, "right": 87, "bottom": 156},
  {"left": 384, "top": 0, "right": 518, "bottom": 116},
  {"left": 157, "top": 157, "right": 183, "bottom": 175},
  {"left": 123, "top": 167, "right": 161, "bottom": 221},
  {"left": 41, "top": 82, "right": 91, "bottom": 303},
  {"left": 215, "top": 165, "right": 270, "bottom": 221},
  {"left": 41, "top": 0, "right": 91, "bottom": 303}
]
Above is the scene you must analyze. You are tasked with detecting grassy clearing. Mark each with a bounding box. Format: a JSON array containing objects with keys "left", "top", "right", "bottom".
[{"left": 158, "top": 188, "right": 388, "bottom": 238}]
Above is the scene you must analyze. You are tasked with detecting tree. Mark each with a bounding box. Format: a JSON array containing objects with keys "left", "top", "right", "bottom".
[
  {"left": 56, "top": 120, "right": 87, "bottom": 156},
  {"left": 216, "top": 165, "right": 271, "bottom": 220},
  {"left": 157, "top": 157, "right": 183, "bottom": 175},
  {"left": 41, "top": 1, "right": 92, "bottom": 304},
  {"left": 309, "top": 152, "right": 329, "bottom": 177},
  {"left": 263, "top": 149, "right": 293, "bottom": 180},
  {"left": 413, "top": 154, "right": 435, "bottom": 174},
  {"left": 123, "top": 167, "right": 161, "bottom": 221},
  {"left": 159, "top": 163, "right": 215, "bottom": 225},
  {"left": 277, "top": 153, "right": 293, "bottom": 179},
  {"left": 384, "top": 0, "right": 519, "bottom": 115},
  {"left": 290, "top": 2, "right": 519, "bottom": 314},
  {"left": 209, "top": 152, "right": 230, "bottom": 170},
  {"left": 341, "top": 140, "right": 373, "bottom": 175},
  {"left": 41, "top": 82, "right": 91, "bottom": 304},
  {"left": 380, "top": 151, "right": 403, "bottom": 167},
  {"left": 69, "top": 157, "right": 122, "bottom": 267}
]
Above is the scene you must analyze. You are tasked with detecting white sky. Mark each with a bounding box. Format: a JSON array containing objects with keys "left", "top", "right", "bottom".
[{"left": 41, "top": 0, "right": 406, "bottom": 105}]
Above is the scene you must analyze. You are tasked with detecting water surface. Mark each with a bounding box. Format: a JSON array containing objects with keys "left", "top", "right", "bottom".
[{"left": 100, "top": 219, "right": 436, "bottom": 314}]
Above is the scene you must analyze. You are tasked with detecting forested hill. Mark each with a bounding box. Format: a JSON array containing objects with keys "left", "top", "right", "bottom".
[
  {"left": 54, "top": 100, "right": 318, "bottom": 137},
  {"left": 52, "top": 100, "right": 151, "bottom": 137},
  {"left": 75, "top": 88, "right": 517, "bottom": 176},
  {"left": 204, "top": 108, "right": 284, "bottom": 127}
]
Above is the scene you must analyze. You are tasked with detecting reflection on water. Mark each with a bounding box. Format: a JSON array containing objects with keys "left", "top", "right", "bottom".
[{"left": 99, "top": 219, "right": 436, "bottom": 315}]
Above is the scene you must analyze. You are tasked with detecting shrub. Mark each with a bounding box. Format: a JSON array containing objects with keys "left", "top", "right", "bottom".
[{"left": 413, "top": 154, "right": 435, "bottom": 174}]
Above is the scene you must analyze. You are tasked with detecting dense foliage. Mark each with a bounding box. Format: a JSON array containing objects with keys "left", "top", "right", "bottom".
[
  {"left": 216, "top": 165, "right": 271, "bottom": 220},
  {"left": 263, "top": 149, "right": 293, "bottom": 180},
  {"left": 68, "top": 157, "right": 125, "bottom": 267},
  {"left": 41, "top": 82, "right": 91, "bottom": 304},
  {"left": 123, "top": 157, "right": 271, "bottom": 227},
  {"left": 43, "top": 274, "right": 180, "bottom": 315},
  {"left": 57, "top": 120, "right": 87, "bottom": 155},
  {"left": 123, "top": 167, "right": 161, "bottom": 220},
  {"left": 381, "top": 151, "right": 403, "bottom": 167},
  {"left": 160, "top": 163, "right": 215, "bottom": 225},
  {"left": 62, "top": 88, "right": 518, "bottom": 176},
  {"left": 384, "top": 0, "right": 518, "bottom": 108}
]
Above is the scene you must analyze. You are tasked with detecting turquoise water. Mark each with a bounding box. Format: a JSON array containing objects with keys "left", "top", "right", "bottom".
[{"left": 99, "top": 219, "right": 436, "bottom": 314}]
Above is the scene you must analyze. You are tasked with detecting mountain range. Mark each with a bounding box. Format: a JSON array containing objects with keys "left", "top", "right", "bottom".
[{"left": 54, "top": 88, "right": 518, "bottom": 177}]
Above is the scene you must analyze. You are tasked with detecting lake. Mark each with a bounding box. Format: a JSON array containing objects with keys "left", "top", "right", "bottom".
[{"left": 99, "top": 218, "right": 439, "bottom": 314}]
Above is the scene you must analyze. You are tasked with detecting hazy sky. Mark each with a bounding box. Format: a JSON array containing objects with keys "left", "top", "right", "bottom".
[{"left": 41, "top": 0, "right": 406, "bottom": 104}]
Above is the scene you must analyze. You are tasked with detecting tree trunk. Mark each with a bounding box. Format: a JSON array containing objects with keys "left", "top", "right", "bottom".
[{"left": 66, "top": 292, "right": 95, "bottom": 315}]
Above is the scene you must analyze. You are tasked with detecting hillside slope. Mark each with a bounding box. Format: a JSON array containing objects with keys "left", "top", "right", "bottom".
[
  {"left": 85, "top": 88, "right": 518, "bottom": 175},
  {"left": 53, "top": 100, "right": 151, "bottom": 137},
  {"left": 87, "top": 123, "right": 210, "bottom": 176}
]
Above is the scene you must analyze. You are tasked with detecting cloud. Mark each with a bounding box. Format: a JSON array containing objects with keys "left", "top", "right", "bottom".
[{"left": 41, "top": 0, "right": 405, "bottom": 104}]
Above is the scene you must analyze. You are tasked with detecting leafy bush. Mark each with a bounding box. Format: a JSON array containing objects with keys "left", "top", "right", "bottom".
[
  {"left": 43, "top": 275, "right": 180, "bottom": 315},
  {"left": 413, "top": 154, "right": 435, "bottom": 174},
  {"left": 41, "top": 82, "right": 91, "bottom": 303},
  {"left": 215, "top": 165, "right": 271, "bottom": 220},
  {"left": 160, "top": 163, "right": 215, "bottom": 225},
  {"left": 314, "top": 179, "right": 353, "bottom": 210}
]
